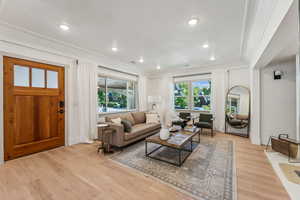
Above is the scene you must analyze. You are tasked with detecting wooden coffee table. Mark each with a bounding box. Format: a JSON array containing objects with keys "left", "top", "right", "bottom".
[{"left": 145, "top": 128, "right": 200, "bottom": 166}]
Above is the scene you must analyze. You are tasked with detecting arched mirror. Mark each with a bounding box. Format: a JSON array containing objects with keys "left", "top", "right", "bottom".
[{"left": 225, "top": 86, "right": 250, "bottom": 137}]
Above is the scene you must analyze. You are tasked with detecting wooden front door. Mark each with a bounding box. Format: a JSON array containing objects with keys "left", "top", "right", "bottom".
[{"left": 4, "top": 56, "right": 65, "bottom": 161}]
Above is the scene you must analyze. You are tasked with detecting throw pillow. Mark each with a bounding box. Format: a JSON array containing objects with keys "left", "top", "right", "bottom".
[
  {"left": 111, "top": 117, "right": 122, "bottom": 125},
  {"left": 121, "top": 113, "right": 136, "bottom": 125},
  {"left": 146, "top": 113, "right": 160, "bottom": 124},
  {"left": 132, "top": 112, "right": 146, "bottom": 124},
  {"left": 121, "top": 119, "right": 133, "bottom": 132}
]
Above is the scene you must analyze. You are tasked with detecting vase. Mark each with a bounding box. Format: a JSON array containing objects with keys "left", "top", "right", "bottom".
[{"left": 160, "top": 129, "right": 170, "bottom": 140}]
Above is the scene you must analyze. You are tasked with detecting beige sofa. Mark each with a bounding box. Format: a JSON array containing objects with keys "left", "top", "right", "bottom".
[{"left": 105, "top": 111, "right": 161, "bottom": 147}]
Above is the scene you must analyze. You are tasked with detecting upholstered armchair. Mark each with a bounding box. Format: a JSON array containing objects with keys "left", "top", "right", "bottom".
[
  {"left": 171, "top": 112, "right": 191, "bottom": 129},
  {"left": 193, "top": 113, "right": 214, "bottom": 137}
]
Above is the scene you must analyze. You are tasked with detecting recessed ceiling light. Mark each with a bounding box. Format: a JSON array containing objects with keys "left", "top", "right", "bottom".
[
  {"left": 139, "top": 57, "right": 144, "bottom": 63},
  {"left": 156, "top": 65, "right": 161, "bottom": 70},
  {"left": 188, "top": 18, "right": 198, "bottom": 26},
  {"left": 202, "top": 44, "right": 209, "bottom": 48},
  {"left": 112, "top": 47, "right": 118, "bottom": 52},
  {"left": 210, "top": 56, "right": 216, "bottom": 61},
  {"left": 59, "top": 24, "right": 69, "bottom": 31}
]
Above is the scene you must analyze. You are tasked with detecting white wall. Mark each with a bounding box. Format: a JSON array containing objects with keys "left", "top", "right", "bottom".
[
  {"left": 138, "top": 75, "right": 148, "bottom": 111},
  {"left": 146, "top": 66, "right": 250, "bottom": 133},
  {"left": 228, "top": 68, "right": 250, "bottom": 88},
  {"left": 211, "top": 69, "right": 226, "bottom": 132},
  {"left": 146, "top": 75, "right": 174, "bottom": 125},
  {"left": 261, "top": 58, "right": 296, "bottom": 144}
]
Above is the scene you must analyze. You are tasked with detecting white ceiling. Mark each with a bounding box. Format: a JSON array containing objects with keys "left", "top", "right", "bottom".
[{"left": 0, "top": 0, "right": 247, "bottom": 72}]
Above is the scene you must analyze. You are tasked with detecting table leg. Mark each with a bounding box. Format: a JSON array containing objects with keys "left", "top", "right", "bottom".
[
  {"left": 145, "top": 141, "right": 148, "bottom": 156},
  {"left": 97, "top": 128, "right": 104, "bottom": 153},
  {"left": 104, "top": 132, "right": 114, "bottom": 154},
  {"left": 178, "top": 149, "right": 182, "bottom": 166},
  {"left": 107, "top": 133, "right": 110, "bottom": 153},
  {"left": 102, "top": 128, "right": 105, "bottom": 148},
  {"left": 288, "top": 143, "right": 291, "bottom": 162}
]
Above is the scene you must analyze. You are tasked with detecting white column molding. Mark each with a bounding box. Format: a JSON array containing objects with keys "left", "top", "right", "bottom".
[
  {"left": 296, "top": 54, "right": 300, "bottom": 140},
  {"left": 250, "top": 68, "right": 261, "bottom": 145},
  {"left": 295, "top": 54, "right": 300, "bottom": 160}
]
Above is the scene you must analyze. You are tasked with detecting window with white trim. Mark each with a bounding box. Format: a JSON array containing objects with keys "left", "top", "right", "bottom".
[
  {"left": 174, "top": 79, "right": 211, "bottom": 111},
  {"left": 98, "top": 76, "right": 137, "bottom": 113}
]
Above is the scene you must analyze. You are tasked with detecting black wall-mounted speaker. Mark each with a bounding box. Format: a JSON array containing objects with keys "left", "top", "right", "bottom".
[{"left": 274, "top": 70, "right": 282, "bottom": 80}]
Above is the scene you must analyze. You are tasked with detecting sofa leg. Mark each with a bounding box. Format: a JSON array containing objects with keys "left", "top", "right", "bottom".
[{"left": 211, "top": 128, "right": 213, "bottom": 137}]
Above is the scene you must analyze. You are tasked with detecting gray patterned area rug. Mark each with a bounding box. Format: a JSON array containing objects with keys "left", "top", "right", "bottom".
[{"left": 110, "top": 137, "right": 236, "bottom": 200}]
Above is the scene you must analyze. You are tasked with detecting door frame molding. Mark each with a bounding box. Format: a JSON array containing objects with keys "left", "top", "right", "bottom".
[{"left": 0, "top": 53, "right": 71, "bottom": 164}]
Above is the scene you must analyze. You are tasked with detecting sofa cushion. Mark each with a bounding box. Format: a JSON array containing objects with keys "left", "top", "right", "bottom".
[
  {"left": 124, "top": 123, "right": 161, "bottom": 141},
  {"left": 121, "top": 113, "right": 136, "bottom": 125},
  {"left": 106, "top": 112, "right": 135, "bottom": 125},
  {"left": 121, "top": 119, "right": 133, "bottom": 132},
  {"left": 111, "top": 117, "right": 122, "bottom": 125},
  {"left": 106, "top": 114, "right": 121, "bottom": 122},
  {"left": 146, "top": 113, "right": 160, "bottom": 124},
  {"left": 131, "top": 112, "right": 146, "bottom": 124}
]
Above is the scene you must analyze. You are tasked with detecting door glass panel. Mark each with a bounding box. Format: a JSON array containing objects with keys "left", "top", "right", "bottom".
[
  {"left": 14, "top": 65, "right": 29, "bottom": 87},
  {"left": 32, "top": 68, "right": 45, "bottom": 88},
  {"left": 47, "top": 70, "right": 58, "bottom": 88}
]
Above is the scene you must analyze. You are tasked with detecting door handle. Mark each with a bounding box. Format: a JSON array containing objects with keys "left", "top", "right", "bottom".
[{"left": 58, "top": 110, "right": 65, "bottom": 114}]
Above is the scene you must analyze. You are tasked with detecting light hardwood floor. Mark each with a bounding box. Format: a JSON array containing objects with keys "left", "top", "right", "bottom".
[{"left": 0, "top": 133, "right": 290, "bottom": 200}]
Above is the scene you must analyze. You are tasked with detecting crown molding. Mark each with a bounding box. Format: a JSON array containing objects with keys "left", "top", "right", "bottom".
[{"left": 146, "top": 62, "right": 249, "bottom": 79}]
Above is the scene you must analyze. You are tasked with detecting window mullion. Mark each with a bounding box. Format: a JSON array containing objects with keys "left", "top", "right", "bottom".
[
  {"left": 189, "top": 81, "right": 192, "bottom": 110},
  {"left": 126, "top": 81, "right": 129, "bottom": 111},
  {"left": 135, "top": 82, "right": 138, "bottom": 111},
  {"left": 105, "top": 77, "right": 108, "bottom": 111}
]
